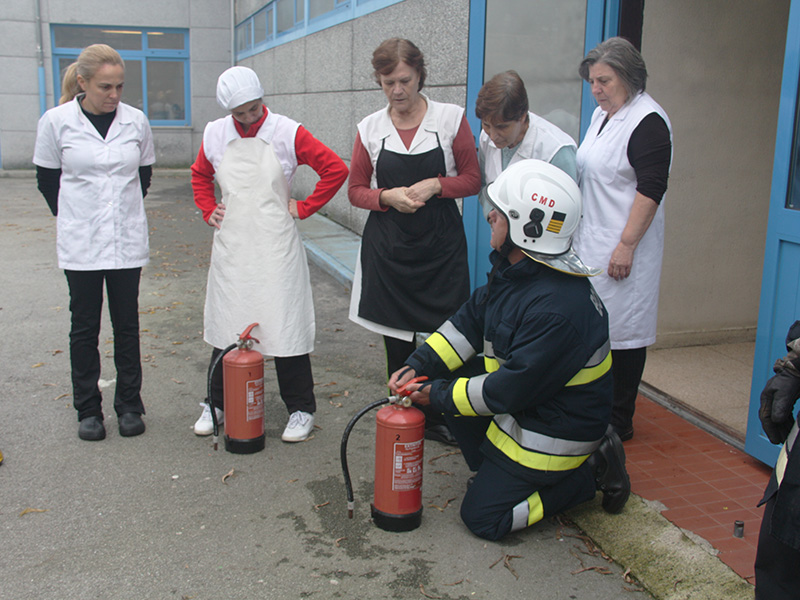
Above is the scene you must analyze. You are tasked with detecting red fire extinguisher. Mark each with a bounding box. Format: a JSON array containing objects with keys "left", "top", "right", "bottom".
[
  {"left": 205, "top": 323, "right": 265, "bottom": 454},
  {"left": 341, "top": 377, "right": 427, "bottom": 531}
]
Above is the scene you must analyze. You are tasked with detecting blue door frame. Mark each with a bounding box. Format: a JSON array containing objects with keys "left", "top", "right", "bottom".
[
  {"left": 464, "top": 0, "right": 620, "bottom": 289},
  {"left": 745, "top": 0, "right": 800, "bottom": 466}
]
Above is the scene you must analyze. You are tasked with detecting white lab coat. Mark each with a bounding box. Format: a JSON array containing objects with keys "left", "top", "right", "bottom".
[
  {"left": 33, "top": 96, "right": 155, "bottom": 271},
  {"left": 203, "top": 137, "right": 315, "bottom": 356},
  {"left": 573, "top": 92, "right": 672, "bottom": 349}
]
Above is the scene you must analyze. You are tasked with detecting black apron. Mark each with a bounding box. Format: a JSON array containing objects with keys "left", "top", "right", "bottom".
[{"left": 358, "top": 135, "right": 470, "bottom": 332}]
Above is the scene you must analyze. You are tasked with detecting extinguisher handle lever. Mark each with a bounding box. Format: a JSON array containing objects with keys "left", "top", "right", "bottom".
[
  {"left": 390, "top": 376, "right": 428, "bottom": 406},
  {"left": 238, "top": 322, "right": 261, "bottom": 344}
]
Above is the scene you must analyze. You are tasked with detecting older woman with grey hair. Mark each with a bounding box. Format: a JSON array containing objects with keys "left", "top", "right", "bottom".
[{"left": 572, "top": 37, "right": 673, "bottom": 442}]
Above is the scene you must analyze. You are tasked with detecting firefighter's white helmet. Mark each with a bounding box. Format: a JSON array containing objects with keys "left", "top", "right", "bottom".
[{"left": 485, "top": 159, "right": 600, "bottom": 276}]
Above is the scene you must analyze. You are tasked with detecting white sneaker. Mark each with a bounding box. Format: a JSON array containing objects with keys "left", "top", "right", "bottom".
[
  {"left": 281, "top": 411, "right": 314, "bottom": 442},
  {"left": 194, "top": 402, "right": 224, "bottom": 436}
]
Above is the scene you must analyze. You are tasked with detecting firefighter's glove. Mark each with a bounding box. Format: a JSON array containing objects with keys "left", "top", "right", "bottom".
[{"left": 759, "top": 369, "right": 800, "bottom": 445}]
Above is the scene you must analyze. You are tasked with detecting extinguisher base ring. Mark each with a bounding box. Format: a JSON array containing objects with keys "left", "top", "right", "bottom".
[
  {"left": 224, "top": 434, "right": 265, "bottom": 454},
  {"left": 370, "top": 504, "right": 422, "bottom": 532}
]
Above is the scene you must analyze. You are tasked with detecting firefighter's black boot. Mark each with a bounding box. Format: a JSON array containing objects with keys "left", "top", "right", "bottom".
[{"left": 587, "top": 426, "right": 631, "bottom": 514}]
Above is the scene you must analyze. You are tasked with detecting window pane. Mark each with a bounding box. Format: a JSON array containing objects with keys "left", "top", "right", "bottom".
[
  {"left": 484, "top": 0, "right": 586, "bottom": 141},
  {"left": 123, "top": 60, "right": 144, "bottom": 111},
  {"left": 267, "top": 8, "right": 274, "bottom": 36},
  {"left": 147, "top": 61, "right": 185, "bottom": 120},
  {"left": 235, "top": 22, "right": 250, "bottom": 52},
  {"left": 787, "top": 81, "right": 800, "bottom": 209},
  {"left": 147, "top": 31, "right": 185, "bottom": 50},
  {"left": 297, "top": 0, "right": 304, "bottom": 21},
  {"left": 277, "top": 0, "right": 296, "bottom": 33},
  {"left": 310, "top": 0, "right": 336, "bottom": 20},
  {"left": 254, "top": 11, "right": 267, "bottom": 44},
  {"left": 53, "top": 25, "right": 142, "bottom": 51}
]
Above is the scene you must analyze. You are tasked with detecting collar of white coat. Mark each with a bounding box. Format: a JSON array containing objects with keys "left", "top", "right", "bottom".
[
  {"left": 72, "top": 94, "right": 134, "bottom": 141},
  {"left": 599, "top": 91, "right": 645, "bottom": 126},
  {"left": 375, "top": 93, "right": 442, "bottom": 152}
]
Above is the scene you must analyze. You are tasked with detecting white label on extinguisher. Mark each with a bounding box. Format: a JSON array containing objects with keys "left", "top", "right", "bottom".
[
  {"left": 392, "top": 439, "right": 423, "bottom": 491},
  {"left": 246, "top": 378, "right": 264, "bottom": 421}
]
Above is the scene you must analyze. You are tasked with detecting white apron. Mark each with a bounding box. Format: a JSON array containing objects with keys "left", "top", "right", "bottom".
[
  {"left": 573, "top": 92, "right": 672, "bottom": 350},
  {"left": 203, "top": 137, "right": 315, "bottom": 356}
]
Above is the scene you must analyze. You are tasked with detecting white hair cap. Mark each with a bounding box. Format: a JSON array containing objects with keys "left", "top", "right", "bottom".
[{"left": 216, "top": 66, "right": 264, "bottom": 111}]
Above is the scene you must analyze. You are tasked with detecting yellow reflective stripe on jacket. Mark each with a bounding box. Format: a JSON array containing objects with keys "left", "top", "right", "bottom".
[
  {"left": 565, "top": 351, "right": 612, "bottom": 387},
  {"left": 452, "top": 377, "right": 478, "bottom": 416},
  {"left": 486, "top": 422, "right": 590, "bottom": 471},
  {"left": 426, "top": 332, "right": 464, "bottom": 372},
  {"left": 484, "top": 356, "right": 500, "bottom": 373}
]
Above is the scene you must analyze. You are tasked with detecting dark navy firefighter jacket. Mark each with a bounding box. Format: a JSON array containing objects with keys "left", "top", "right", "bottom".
[{"left": 405, "top": 251, "right": 614, "bottom": 478}]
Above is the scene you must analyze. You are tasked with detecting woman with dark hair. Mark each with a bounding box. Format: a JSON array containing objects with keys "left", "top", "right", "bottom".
[
  {"left": 348, "top": 38, "right": 481, "bottom": 444},
  {"left": 34, "top": 43, "right": 155, "bottom": 441},
  {"left": 573, "top": 37, "right": 673, "bottom": 441},
  {"left": 475, "top": 70, "right": 576, "bottom": 216}
]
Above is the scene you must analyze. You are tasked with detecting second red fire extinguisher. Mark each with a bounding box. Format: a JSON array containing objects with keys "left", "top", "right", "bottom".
[
  {"left": 205, "top": 323, "right": 265, "bottom": 454},
  {"left": 341, "top": 377, "right": 427, "bottom": 532}
]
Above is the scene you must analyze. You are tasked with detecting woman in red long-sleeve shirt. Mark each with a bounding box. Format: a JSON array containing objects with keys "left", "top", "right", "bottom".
[{"left": 191, "top": 66, "right": 348, "bottom": 445}]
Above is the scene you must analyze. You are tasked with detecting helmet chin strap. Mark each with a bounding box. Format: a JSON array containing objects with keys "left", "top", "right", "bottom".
[{"left": 482, "top": 232, "right": 516, "bottom": 304}]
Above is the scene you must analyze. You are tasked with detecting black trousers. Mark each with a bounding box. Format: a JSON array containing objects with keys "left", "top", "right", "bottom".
[
  {"left": 610, "top": 347, "right": 647, "bottom": 433},
  {"left": 384, "top": 335, "right": 446, "bottom": 428},
  {"left": 207, "top": 349, "right": 316, "bottom": 415},
  {"left": 755, "top": 494, "right": 800, "bottom": 599},
  {"left": 445, "top": 414, "right": 595, "bottom": 541},
  {"left": 65, "top": 268, "right": 145, "bottom": 421}
]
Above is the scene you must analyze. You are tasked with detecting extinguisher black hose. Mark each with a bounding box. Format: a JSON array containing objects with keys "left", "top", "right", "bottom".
[
  {"left": 340, "top": 397, "right": 392, "bottom": 518},
  {"left": 206, "top": 343, "right": 237, "bottom": 450}
]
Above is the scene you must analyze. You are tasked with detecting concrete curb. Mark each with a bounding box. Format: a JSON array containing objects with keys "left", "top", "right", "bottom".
[{"left": 568, "top": 495, "right": 754, "bottom": 600}]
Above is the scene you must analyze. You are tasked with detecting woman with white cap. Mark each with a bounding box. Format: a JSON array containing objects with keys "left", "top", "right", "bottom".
[{"left": 191, "top": 66, "right": 348, "bottom": 443}]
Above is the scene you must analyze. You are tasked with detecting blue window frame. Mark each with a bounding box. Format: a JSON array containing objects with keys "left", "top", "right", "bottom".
[
  {"left": 235, "top": 0, "right": 402, "bottom": 59},
  {"left": 50, "top": 24, "right": 191, "bottom": 127}
]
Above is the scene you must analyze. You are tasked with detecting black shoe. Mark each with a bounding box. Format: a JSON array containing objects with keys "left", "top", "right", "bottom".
[
  {"left": 78, "top": 416, "right": 106, "bottom": 441},
  {"left": 424, "top": 424, "right": 458, "bottom": 446},
  {"left": 612, "top": 424, "right": 634, "bottom": 442},
  {"left": 587, "top": 427, "right": 631, "bottom": 514},
  {"left": 118, "top": 413, "right": 145, "bottom": 437}
]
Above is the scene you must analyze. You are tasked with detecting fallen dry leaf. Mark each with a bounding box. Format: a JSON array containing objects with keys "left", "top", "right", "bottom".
[
  {"left": 31, "top": 363, "right": 44, "bottom": 368},
  {"left": 19, "top": 508, "right": 48, "bottom": 517},
  {"left": 419, "top": 584, "right": 442, "bottom": 599},
  {"left": 222, "top": 468, "right": 235, "bottom": 484},
  {"left": 427, "top": 450, "right": 461, "bottom": 464}
]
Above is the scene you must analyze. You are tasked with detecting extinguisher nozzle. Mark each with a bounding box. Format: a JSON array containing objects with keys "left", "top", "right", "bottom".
[
  {"left": 347, "top": 501, "right": 354, "bottom": 519},
  {"left": 212, "top": 435, "right": 219, "bottom": 451}
]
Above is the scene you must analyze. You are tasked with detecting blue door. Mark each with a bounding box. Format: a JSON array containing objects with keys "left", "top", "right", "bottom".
[{"left": 745, "top": 0, "right": 800, "bottom": 465}]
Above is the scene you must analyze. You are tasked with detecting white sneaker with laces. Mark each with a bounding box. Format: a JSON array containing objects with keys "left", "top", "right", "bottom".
[
  {"left": 281, "top": 411, "right": 314, "bottom": 442},
  {"left": 194, "top": 402, "right": 224, "bottom": 436}
]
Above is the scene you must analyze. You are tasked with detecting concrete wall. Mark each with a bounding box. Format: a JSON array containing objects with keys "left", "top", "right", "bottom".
[
  {"left": 235, "top": 0, "right": 472, "bottom": 234},
  {"left": 642, "top": 0, "right": 790, "bottom": 347},
  {"left": 0, "top": 0, "right": 231, "bottom": 169}
]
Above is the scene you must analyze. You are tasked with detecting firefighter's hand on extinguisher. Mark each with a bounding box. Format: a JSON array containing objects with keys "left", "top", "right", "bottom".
[
  {"left": 208, "top": 202, "right": 226, "bottom": 228},
  {"left": 388, "top": 367, "right": 432, "bottom": 405},
  {"left": 389, "top": 366, "right": 417, "bottom": 394}
]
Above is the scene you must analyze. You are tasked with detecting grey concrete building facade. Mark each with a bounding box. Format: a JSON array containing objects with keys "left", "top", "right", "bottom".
[{"left": 0, "top": 0, "right": 231, "bottom": 169}]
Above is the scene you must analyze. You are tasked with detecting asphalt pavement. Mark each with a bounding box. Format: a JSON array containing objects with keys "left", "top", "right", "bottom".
[{"left": 0, "top": 171, "right": 746, "bottom": 599}]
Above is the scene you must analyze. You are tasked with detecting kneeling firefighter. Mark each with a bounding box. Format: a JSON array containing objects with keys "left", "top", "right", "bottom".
[{"left": 389, "top": 159, "right": 631, "bottom": 541}]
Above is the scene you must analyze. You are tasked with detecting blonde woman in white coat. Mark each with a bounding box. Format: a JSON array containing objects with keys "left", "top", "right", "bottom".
[
  {"left": 572, "top": 37, "right": 673, "bottom": 442},
  {"left": 34, "top": 44, "right": 155, "bottom": 441}
]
